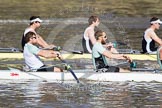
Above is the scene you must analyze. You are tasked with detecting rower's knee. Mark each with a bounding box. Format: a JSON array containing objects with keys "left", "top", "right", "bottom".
[{"left": 54, "top": 67, "right": 63, "bottom": 72}]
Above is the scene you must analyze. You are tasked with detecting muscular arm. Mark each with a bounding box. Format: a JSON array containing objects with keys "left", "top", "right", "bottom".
[
  {"left": 36, "top": 34, "right": 55, "bottom": 48},
  {"left": 37, "top": 50, "right": 58, "bottom": 58},
  {"left": 102, "top": 50, "right": 123, "bottom": 59},
  {"left": 149, "top": 31, "right": 162, "bottom": 45},
  {"left": 102, "top": 50, "right": 132, "bottom": 62},
  {"left": 88, "top": 29, "right": 96, "bottom": 45},
  {"left": 36, "top": 34, "right": 48, "bottom": 47},
  {"left": 25, "top": 28, "right": 54, "bottom": 48}
]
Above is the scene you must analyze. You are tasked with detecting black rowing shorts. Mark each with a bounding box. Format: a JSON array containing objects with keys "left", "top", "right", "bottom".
[
  {"left": 37, "top": 65, "right": 54, "bottom": 72},
  {"left": 97, "top": 65, "right": 119, "bottom": 72}
]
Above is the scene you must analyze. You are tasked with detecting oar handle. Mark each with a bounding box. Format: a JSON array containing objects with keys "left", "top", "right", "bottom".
[
  {"left": 59, "top": 59, "right": 71, "bottom": 70},
  {"left": 57, "top": 55, "right": 80, "bottom": 83},
  {"left": 53, "top": 46, "right": 62, "bottom": 51},
  {"left": 130, "top": 61, "right": 137, "bottom": 68}
]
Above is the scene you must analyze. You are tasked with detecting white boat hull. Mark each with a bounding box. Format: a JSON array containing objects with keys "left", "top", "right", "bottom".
[{"left": 1, "top": 68, "right": 162, "bottom": 82}]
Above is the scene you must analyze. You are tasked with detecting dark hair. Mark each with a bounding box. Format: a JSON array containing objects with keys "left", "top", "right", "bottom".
[
  {"left": 29, "top": 16, "right": 41, "bottom": 25},
  {"left": 150, "top": 17, "right": 159, "bottom": 23},
  {"left": 24, "top": 32, "right": 36, "bottom": 43},
  {"left": 30, "top": 16, "right": 40, "bottom": 20},
  {"left": 88, "top": 16, "right": 99, "bottom": 25},
  {"left": 95, "top": 30, "right": 104, "bottom": 40}
]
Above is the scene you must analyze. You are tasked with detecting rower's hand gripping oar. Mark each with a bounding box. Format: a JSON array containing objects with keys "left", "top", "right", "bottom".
[
  {"left": 57, "top": 54, "right": 80, "bottom": 83},
  {"left": 123, "top": 55, "right": 137, "bottom": 69}
]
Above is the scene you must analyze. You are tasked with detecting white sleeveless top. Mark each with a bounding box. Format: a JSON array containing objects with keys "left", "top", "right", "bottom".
[
  {"left": 82, "top": 27, "right": 93, "bottom": 53},
  {"left": 24, "top": 28, "right": 36, "bottom": 36},
  {"left": 142, "top": 28, "right": 157, "bottom": 54}
]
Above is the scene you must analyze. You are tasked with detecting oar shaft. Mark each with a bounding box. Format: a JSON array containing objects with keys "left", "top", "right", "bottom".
[
  {"left": 42, "top": 46, "right": 83, "bottom": 54},
  {"left": 58, "top": 56, "right": 80, "bottom": 83},
  {"left": 68, "top": 68, "right": 80, "bottom": 83}
]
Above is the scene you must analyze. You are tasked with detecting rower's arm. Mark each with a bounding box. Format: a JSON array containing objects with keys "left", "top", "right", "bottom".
[
  {"left": 102, "top": 50, "right": 122, "bottom": 59},
  {"left": 102, "top": 50, "right": 132, "bottom": 62},
  {"left": 36, "top": 34, "right": 55, "bottom": 48},
  {"left": 88, "top": 30, "right": 96, "bottom": 45},
  {"left": 37, "top": 50, "right": 59, "bottom": 58},
  {"left": 150, "top": 32, "right": 162, "bottom": 45}
]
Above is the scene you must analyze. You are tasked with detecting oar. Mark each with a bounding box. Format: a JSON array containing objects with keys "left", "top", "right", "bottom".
[
  {"left": 42, "top": 46, "right": 83, "bottom": 54},
  {"left": 65, "top": 50, "right": 83, "bottom": 54},
  {"left": 114, "top": 61, "right": 129, "bottom": 66},
  {"left": 0, "top": 47, "right": 20, "bottom": 52},
  {"left": 57, "top": 55, "right": 80, "bottom": 83},
  {"left": 131, "top": 67, "right": 162, "bottom": 73},
  {"left": 131, "top": 68, "right": 155, "bottom": 72},
  {"left": 115, "top": 61, "right": 137, "bottom": 69}
]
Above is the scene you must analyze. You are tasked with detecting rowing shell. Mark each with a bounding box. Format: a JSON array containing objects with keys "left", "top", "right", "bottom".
[
  {"left": 0, "top": 68, "right": 162, "bottom": 82},
  {"left": 0, "top": 53, "right": 157, "bottom": 61}
]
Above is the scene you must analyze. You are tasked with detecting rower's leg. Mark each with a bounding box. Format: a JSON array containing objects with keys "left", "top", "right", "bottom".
[
  {"left": 119, "top": 68, "right": 130, "bottom": 72},
  {"left": 54, "top": 67, "right": 63, "bottom": 72}
]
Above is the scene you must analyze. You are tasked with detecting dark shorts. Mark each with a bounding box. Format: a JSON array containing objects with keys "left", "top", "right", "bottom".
[
  {"left": 37, "top": 65, "right": 54, "bottom": 72},
  {"left": 97, "top": 65, "right": 119, "bottom": 72},
  {"left": 152, "top": 47, "right": 158, "bottom": 52}
]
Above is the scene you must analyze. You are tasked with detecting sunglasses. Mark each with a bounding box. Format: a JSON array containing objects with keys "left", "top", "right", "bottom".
[
  {"left": 103, "top": 36, "right": 107, "bottom": 38},
  {"left": 35, "top": 21, "right": 40, "bottom": 23},
  {"left": 32, "top": 37, "right": 37, "bottom": 39}
]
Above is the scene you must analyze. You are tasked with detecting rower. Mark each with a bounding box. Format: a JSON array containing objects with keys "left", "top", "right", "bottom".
[
  {"left": 21, "top": 16, "right": 55, "bottom": 50},
  {"left": 23, "top": 32, "right": 63, "bottom": 72},
  {"left": 92, "top": 30, "right": 133, "bottom": 72},
  {"left": 142, "top": 17, "right": 162, "bottom": 54},
  {"left": 82, "top": 15, "right": 118, "bottom": 54}
]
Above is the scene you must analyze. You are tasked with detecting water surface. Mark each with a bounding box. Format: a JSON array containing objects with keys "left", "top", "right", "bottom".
[{"left": 0, "top": 80, "right": 162, "bottom": 108}]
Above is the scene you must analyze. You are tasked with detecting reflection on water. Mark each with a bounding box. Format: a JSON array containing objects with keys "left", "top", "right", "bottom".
[{"left": 0, "top": 80, "right": 162, "bottom": 107}]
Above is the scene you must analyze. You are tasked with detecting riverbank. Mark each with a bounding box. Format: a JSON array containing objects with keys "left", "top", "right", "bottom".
[{"left": 0, "top": 0, "right": 162, "bottom": 19}]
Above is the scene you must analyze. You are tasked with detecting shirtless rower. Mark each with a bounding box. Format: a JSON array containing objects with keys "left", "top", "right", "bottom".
[{"left": 82, "top": 15, "right": 117, "bottom": 53}]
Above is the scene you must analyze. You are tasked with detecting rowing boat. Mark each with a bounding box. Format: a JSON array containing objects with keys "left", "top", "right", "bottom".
[
  {"left": 0, "top": 68, "right": 162, "bottom": 82},
  {"left": 0, "top": 52, "right": 157, "bottom": 61}
]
